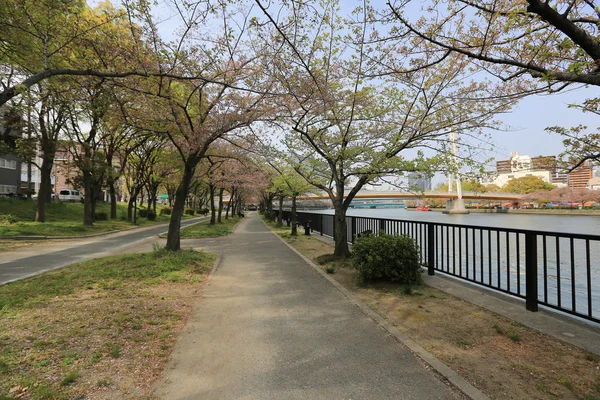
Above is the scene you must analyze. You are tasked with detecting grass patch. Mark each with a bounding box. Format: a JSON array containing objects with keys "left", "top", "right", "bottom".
[
  {"left": 60, "top": 371, "right": 79, "bottom": 386},
  {"left": 456, "top": 339, "right": 477, "bottom": 349},
  {"left": 325, "top": 267, "right": 335, "bottom": 274},
  {"left": 0, "top": 248, "right": 209, "bottom": 311},
  {"left": 558, "top": 376, "right": 574, "bottom": 391},
  {"left": 178, "top": 217, "right": 240, "bottom": 238},
  {"left": 492, "top": 323, "right": 506, "bottom": 335},
  {"left": 0, "top": 248, "right": 215, "bottom": 399},
  {"left": 0, "top": 199, "right": 186, "bottom": 237},
  {"left": 316, "top": 254, "right": 342, "bottom": 265},
  {"left": 506, "top": 331, "right": 522, "bottom": 342}
]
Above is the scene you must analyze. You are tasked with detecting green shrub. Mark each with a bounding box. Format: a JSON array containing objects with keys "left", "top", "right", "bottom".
[
  {"left": 352, "top": 232, "right": 422, "bottom": 285},
  {"left": 138, "top": 208, "right": 148, "bottom": 217},
  {"left": 0, "top": 214, "right": 18, "bottom": 224},
  {"left": 94, "top": 212, "right": 108, "bottom": 221},
  {"left": 160, "top": 207, "right": 171, "bottom": 215},
  {"left": 147, "top": 212, "right": 156, "bottom": 221},
  {"left": 185, "top": 209, "right": 195, "bottom": 215}
]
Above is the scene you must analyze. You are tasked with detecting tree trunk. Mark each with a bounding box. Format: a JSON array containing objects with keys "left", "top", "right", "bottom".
[
  {"left": 266, "top": 195, "right": 274, "bottom": 220},
  {"left": 291, "top": 194, "right": 298, "bottom": 236},
  {"left": 226, "top": 187, "right": 234, "bottom": 219},
  {"left": 277, "top": 196, "right": 284, "bottom": 226},
  {"left": 209, "top": 184, "right": 216, "bottom": 225},
  {"left": 83, "top": 173, "right": 93, "bottom": 226},
  {"left": 91, "top": 189, "right": 97, "bottom": 223},
  {"left": 27, "top": 159, "right": 32, "bottom": 199},
  {"left": 217, "top": 187, "right": 224, "bottom": 223},
  {"left": 165, "top": 164, "right": 195, "bottom": 251},
  {"left": 35, "top": 157, "right": 53, "bottom": 222},
  {"left": 127, "top": 196, "right": 134, "bottom": 221},
  {"left": 333, "top": 202, "right": 350, "bottom": 258},
  {"left": 109, "top": 180, "right": 117, "bottom": 219}
]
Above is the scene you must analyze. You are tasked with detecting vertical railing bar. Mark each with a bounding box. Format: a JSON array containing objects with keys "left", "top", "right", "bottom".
[
  {"left": 488, "top": 230, "right": 492, "bottom": 286},
  {"left": 517, "top": 232, "right": 521, "bottom": 295},
  {"left": 556, "top": 236, "right": 562, "bottom": 308},
  {"left": 543, "top": 235, "right": 547, "bottom": 303},
  {"left": 473, "top": 228, "right": 477, "bottom": 281},
  {"left": 586, "top": 239, "right": 592, "bottom": 317},
  {"left": 496, "top": 231, "right": 501, "bottom": 289},
  {"left": 447, "top": 226, "right": 450, "bottom": 273},
  {"left": 506, "top": 231, "right": 510, "bottom": 293},
  {"left": 479, "top": 229, "right": 483, "bottom": 283},
  {"left": 462, "top": 227, "right": 466, "bottom": 278},
  {"left": 570, "top": 237, "right": 576, "bottom": 313},
  {"left": 453, "top": 226, "right": 456, "bottom": 275}
]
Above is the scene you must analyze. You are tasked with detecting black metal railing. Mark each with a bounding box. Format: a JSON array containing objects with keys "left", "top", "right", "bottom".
[{"left": 277, "top": 210, "right": 600, "bottom": 324}]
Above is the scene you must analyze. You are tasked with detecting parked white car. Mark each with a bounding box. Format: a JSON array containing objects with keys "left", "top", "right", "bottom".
[{"left": 58, "top": 189, "right": 83, "bottom": 202}]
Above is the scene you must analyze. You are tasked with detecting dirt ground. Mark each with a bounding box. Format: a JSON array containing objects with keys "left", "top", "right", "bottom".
[{"left": 284, "top": 233, "right": 600, "bottom": 400}]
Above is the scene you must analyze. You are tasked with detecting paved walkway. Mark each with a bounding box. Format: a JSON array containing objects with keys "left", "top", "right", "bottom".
[
  {"left": 155, "top": 213, "right": 461, "bottom": 399},
  {"left": 0, "top": 217, "right": 206, "bottom": 285}
]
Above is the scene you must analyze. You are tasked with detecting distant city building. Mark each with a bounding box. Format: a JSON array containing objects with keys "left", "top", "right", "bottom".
[
  {"left": 551, "top": 172, "right": 569, "bottom": 187},
  {"left": 486, "top": 152, "right": 557, "bottom": 188},
  {"left": 495, "top": 153, "right": 557, "bottom": 174},
  {"left": 568, "top": 161, "right": 593, "bottom": 189},
  {"left": 588, "top": 176, "right": 600, "bottom": 190},
  {"left": 408, "top": 172, "right": 432, "bottom": 191}
]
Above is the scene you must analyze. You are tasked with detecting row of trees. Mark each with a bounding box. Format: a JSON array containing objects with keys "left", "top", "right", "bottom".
[
  {"left": 2, "top": 0, "right": 599, "bottom": 257},
  {"left": 521, "top": 187, "right": 600, "bottom": 206}
]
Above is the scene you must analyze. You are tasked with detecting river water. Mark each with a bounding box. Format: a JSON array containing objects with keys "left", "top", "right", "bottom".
[{"left": 300, "top": 207, "right": 600, "bottom": 322}]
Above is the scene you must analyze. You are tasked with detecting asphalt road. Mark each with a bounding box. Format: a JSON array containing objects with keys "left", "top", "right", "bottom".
[
  {"left": 154, "top": 213, "right": 460, "bottom": 399},
  {"left": 0, "top": 217, "right": 206, "bottom": 285}
]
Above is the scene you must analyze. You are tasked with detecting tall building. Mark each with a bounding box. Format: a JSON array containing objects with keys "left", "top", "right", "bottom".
[
  {"left": 568, "top": 161, "right": 593, "bottom": 189},
  {"left": 408, "top": 172, "right": 432, "bottom": 191}
]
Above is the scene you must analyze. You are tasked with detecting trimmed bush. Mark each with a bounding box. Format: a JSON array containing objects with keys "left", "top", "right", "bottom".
[
  {"left": 159, "top": 207, "right": 171, "bottom": 216},
  {"left": 185, "top": 209, "right": 195, "bottom": 215},
  {"left": 94, "top": 212, "right": 108, "bottom": 221},
  {"left": 352, "top": 232, "right": 422, "bottom": 285},
  {"left": 147, "top": 212, "right": 156, "bottom": 221}
]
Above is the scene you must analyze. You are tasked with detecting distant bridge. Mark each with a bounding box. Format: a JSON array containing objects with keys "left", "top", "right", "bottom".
[{"left": 297, "top": 190, "right": 523, "bottom": 202}]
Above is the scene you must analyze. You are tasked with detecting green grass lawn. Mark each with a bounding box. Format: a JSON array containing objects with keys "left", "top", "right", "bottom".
[
  {"left": 0, "top": 199, "right": 189, "bottom": 237},
  {"left": 0, "top": 248, "right": 215, "bottom": 399},
  {"left": 179, "top": 216, "right": 240, "bottom": 238}
]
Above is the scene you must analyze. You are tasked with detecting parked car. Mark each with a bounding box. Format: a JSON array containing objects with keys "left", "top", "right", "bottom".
[{"left": 58, "top": 189, "right": 83, "bottom": 202}]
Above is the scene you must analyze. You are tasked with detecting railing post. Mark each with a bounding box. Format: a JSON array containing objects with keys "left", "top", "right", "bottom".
[
  {"left": 320, "top": 214, "right": 323, "bottom": 236},
  {"left": 525, "top": 232, "right": 539, "bottom": 312},
  {"left": 379, "top": 219, "right": 385, "bottom": 235},
  {"left": 427, "top": 223, "right": 435, "bottom": 276},
  {"left": 351, "top": 217, "right": 356, "bottom": 243},
  {"left": 333, "top": 215, "right": 336, "bottom": 241}
]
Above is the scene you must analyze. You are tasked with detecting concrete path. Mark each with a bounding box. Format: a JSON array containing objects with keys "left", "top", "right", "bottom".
[
  {"left": 155, "top": 213, "right": 460, "bottom": 399},
  {"left": 0, "top": 217, "right": 206, "bottom": 285}
]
